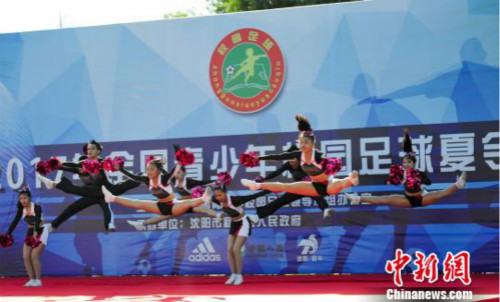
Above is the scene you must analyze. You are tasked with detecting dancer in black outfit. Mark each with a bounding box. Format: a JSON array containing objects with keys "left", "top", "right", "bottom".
[
  {"left": 209, "top": 184, "right": 271, "bottom": 285},
  {"left": 246, "top": 145, "right": 334, "bottom": 223},
  {"left": 38, "top": 140, "right": 140, "bottom": 245},
  {"left": 346, "top": 129, "right": 467, "bottom": 207},
  {"left": 127, "top": 164, "right": 220, "bottom": 231},
  {"left": 102, "top": 158, "right": 212, "bottom": 216},
  {"left": 3, "top": 187, "right": 45, "bottom": 287},
  {"left": 241, "top": 115, "right": 359, "bottom": 196}
]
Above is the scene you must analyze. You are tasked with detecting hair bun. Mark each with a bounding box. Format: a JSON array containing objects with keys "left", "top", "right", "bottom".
[{"left": 295, "top": 114, "right": 313, "bottom": 132}]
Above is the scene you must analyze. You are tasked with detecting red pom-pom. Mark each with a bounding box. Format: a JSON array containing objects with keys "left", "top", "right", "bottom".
[
  {"left": 239, "top": 152, "right": 259, "bottom": 168},
  {"left": 1, "top": 233, "right": 14, "bottom": 248},
  {"left": 321, "top": 157, "right": 342, "bottom": 176},
  {"left": 113, "top": 156, "right": 125, "bottom": 169},
  {"left": 254, "top": 176, "right": 265, "bottom": 183},
  {"left": 387, "top": 164, "right": 404, "bottom": 185},
  {"left": 24, "top": 236, "right": 34, "bottom": 246},
  {"left": 103, "top": 156, "right": 125, "bottom": 172},
  {"left": 191, "top": 186, "right": 205, "bottom": 198},
  {"left": 145, "top": 155, "right": 156, "bottom": 164},
  {"left": 81, "top": 159, "right": 91, "bottom": 173},
  {"left": 175, "top": 149, "right": 195, "bottom": 166},
  {"left": 24, "top": 235, "right": 42, "bottom": 248},
  {"left": 36, "top": 161, "right": 49, "bottom": 176},
  {"left": 217, "top": 171, "right": 233, "bottom": 186},
  {"left": 82, "top": 159, "right": 102, "bottom": 175},
  {"left": 46, "top": 156, "right": 61, "bottom": 171},
  {"left": 405, "top": 168, "right": 422, "bottom": 190},
  {"left": 91, "top": 161, "right": 102, "bottom": 175},
  {"left": 102, "top": 157, "right": 114, "bottom": 172}
]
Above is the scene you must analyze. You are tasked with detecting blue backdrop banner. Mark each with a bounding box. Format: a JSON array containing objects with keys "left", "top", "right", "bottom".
[{"left": 0, "top": 0, "right": 498, "bottom": 276}]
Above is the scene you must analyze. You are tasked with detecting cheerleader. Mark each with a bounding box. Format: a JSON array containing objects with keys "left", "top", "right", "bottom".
[
  {"left": 345, "top": 129, "right": 467, "bottom": 207},
  {"left": 240, "top": 115, "right": 359, "bottom": 197},
  {"left": 1, "top": 186, "right": 45, "bottom": 286},
  {"left": 208, "top": 184, "right": 271, "bottom": 285},
  {"left": 38, "top": 140, "right": 140, "bottom": 245},
  {"left": 245, "top": 145, "right": 334, "bottom": 223},
  {"left": 101, "top": 158, "right": 211, "bottom": 216},
  {"left": 38, "top": 155, "right": 140, "bottom": 200},
  {"left": 127, "top": 165, "right": 221, "bottom": 231}
]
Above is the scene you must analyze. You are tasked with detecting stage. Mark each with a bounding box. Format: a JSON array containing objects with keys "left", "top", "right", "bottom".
[{"left": 1, "top": 274, "right": 498, "bottom": 301}]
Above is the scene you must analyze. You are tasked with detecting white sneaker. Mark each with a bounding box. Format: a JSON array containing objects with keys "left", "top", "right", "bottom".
[
  {"left": 24, "top": 279, "right": 35, "bottom": 287},
  {"left": 233, "top": 274, "right": 244, "bottom": 285},
  {"left": 108, "top": 222, "right": 116, "bottom": 232},
  {"left": 240, "top": 179, "right": 260, "bottom": 191},
  {"left": 225, "top": 274, "right": 236, "bottom": 285},
  {"left": 247, "top": 214, "right": 259, "bottom": 225},
  {"left": 38, "top": 175, "right": 55, "bottom": 190},
  {"left": 40, "top": 224, "right": 51, "bottom": 246},
  {"left": 345, "top": 194, "right": 361, "bottom": 205},
  {"left": 323, "top": 208, "right": 334, "bottom": 219},
  {"left": 455, "top": 172, "right": 467, "bottom": 189},
  {"left": 30, "top": 280, "right": 42, "bottom": 287},
  {"left": 348, "top": 171, "right": 359, "bottom": 186},
  {"left": 102, "top": 186, "right": 115, "bottom": 203},
  {"left": 127, "top": 220, "right": 145, "bottom": 231}
]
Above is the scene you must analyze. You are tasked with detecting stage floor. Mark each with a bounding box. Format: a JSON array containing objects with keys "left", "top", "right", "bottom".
[{"left": 0, "top": 274, "right": 498, "bottom": 301}]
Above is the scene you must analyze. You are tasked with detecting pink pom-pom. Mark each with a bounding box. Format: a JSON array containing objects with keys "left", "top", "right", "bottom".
[
  {"left": 1, "top": 233, "right": 14, "bottom": 248},
  {"left": 239, "top": 152, "right": 259, "bottom": 168},
  {"left": 175, "top": 149, "right": 195, "bottom": 166},
  {"left": 103, "top": 157, "right": 125, "bottom": 172},
  {"left": 46, "top": 156, "right": 61, "bottom": 171},
  {"left": 24, "top": 235, "right": 41, "bottom": 248},
  {"left": 191, "top": 186, "right": 205, "bottom": 198},
  {"left": 32, "top": 234, "right": 42, "bottom": 248},
  {"left": 81, "top": 160, "right": 91, "bottom": 173},
  {"left": 145, "top": 155, "right": 156, "bottom": 164},
  {"left": 112, "top": 156, "right": 125, "bottom": 169},
  {"left": 217, "top": 171, "right": 233, "bottom": 186},
  {"left": 254, "top": 176, "right": 265, "bottom": 183},
  {"left": 102, "top": 157, "right": 114, "bottom": 172},
  {"left": 405, "top": 168, "right": 422, "bottom": 190},
  {"left": 92, "top": 161, "right": 102, "bottom": 175},
  {"left": 36, "top": 161, "right": 49, "bottom": 176},
  {"left": 82, "top": 159, "right": 102, "bottom": 175},
  {"left": 24, "top": 236, "right": 34, "bottom": 247},
  {"left": 321, "top": 157, "right": 342, "bottom": 176},
  {"left": 387, "top": 164, "right": 404, "bottom": 185}
]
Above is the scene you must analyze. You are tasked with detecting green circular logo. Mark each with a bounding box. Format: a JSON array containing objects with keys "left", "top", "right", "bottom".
[
  {"left": 210, "top": 28, "right": 285, "bottom": 114},
  {"left": 222, "top": 43, "right": 271, "bottom": 99}
]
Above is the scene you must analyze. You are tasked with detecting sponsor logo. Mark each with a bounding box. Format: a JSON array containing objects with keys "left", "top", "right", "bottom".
[
  {"left": 247, "top": 243, "right": 285, "bottom": 259},
  {"left": 297, "top": 234, "right": 323, "bottom": 262},
  {"left": 188, "top": 237, "right": 222, "bottom": 262}
]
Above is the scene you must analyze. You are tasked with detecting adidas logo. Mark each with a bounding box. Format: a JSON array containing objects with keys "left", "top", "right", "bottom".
[
  {"left": 298, "top": 234, "right": 318, "bottom": 255},
  {"left": 188, "top": 237, "right": 221, "bottom": 262}
]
